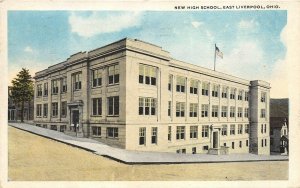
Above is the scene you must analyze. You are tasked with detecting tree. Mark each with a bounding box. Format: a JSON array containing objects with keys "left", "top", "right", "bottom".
[{"left": 10, "top": 68, "right": 34, "bottom": 122}]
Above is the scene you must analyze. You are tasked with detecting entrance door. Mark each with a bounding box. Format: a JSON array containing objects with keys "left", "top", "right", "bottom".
[
  {"left": 72, "top": 110, "right": 79, "bottom": 132},
  {"left": 213, "top": 131, "right": 218, "bottom": 148}
]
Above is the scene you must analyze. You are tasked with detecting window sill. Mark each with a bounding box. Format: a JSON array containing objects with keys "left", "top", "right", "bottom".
[
  {"left": 106, "top": 137, "right": 119, "bottom": 140},
  {"left": 36, "top": 116, "right": 42, "bottom": 118},
  {"left": 91, "top": 115, "right": 102, "bottom": 117},
  {"left": 73, "top": 89, "right": 82, "bottom": 92},
  {"left": 52, "top": 93, "right": 58, "bottom": 95},
  {"left": 92, "top": 86, "right": 102, "bottom": 89},
  {"left": 139, "top": 83, "right": 157, "bottom": 87},
  {"left": 107, "top": 115, "right": 119, "bottom": 117},
  {"left": 107, "top": 83, "right": 120, "bottom": 87},
  {"left": 92, "top": 135, "right": 101, "bottom": 138},
  {"left": 43, "top": 95, "right": 48, "bottom": 97}
]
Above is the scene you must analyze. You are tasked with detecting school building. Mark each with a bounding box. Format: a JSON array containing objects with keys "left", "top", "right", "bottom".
[{"left": 34, "top": 38, "right": 270, "bottom": 155}]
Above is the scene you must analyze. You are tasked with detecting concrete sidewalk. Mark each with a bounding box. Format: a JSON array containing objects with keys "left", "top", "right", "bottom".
[{"left": 8, "top": 123, "right": 289, "bottom": 164}]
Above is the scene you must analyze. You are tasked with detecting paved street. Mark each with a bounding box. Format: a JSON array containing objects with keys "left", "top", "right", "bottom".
[
  {"left": 9, "top": 123, "right": 288, "bottom": 164},
  {"left": 8, "top": 126, "right": 288, "bottom": 181}
]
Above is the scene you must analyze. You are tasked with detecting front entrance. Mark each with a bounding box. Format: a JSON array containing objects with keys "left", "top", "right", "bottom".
[
  {"left": 71, "top": 110, "right": 79, "bottom": 132},
  {"left": 213, "top": 131, "right": 218, "bottom": 149}
]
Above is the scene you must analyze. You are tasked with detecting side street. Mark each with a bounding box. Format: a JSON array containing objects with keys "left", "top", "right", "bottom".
[
  {"left": 9, "top": 123, "right": 288, "bottom": 164},
  {"left": 8, "top": 125, "right": 288, "bottom": 181}
]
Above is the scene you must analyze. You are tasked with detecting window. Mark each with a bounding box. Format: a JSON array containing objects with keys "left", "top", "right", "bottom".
[
  {"left": 168, "top": 75, "right": 172, "bottom": 91},
  {"left": 107, "top": 127, "right": 118, "bottom": 138},
  {"left": 261, "top": 124, "right": 264, "bottom": 134},
  {"left": 202, "top": 82, "right": 209, "bottom": 96},
  {"left": 230, "top": 106, "right": 235, "bottom": 118},
  {"left": 265, "top": 139, "right": 267, "bottom": 146},
  {"left": 244, "top": 108, "right": 249, "bottom": 118},
  {"left": 212, "top": 84, "right": 219, "bottom": 97},
  {"left": 201, "top": 104, "right": 209, "bottom": 117},
  {"left": 230, "top": 124, "right": 235, "bottom": 135},
  {"left": 202, "top": 125, "right": 209, "bottom": 138},
  {"left": 108, "top": 96, "right": 119, "bottom": 116},
  {"left": 238, "top": 124, "right": 243, "bottom": 134},
  {"left": 190, "top": 80, "right": 198, "bottom": 94},
  {"left": 239, "top": 141, "right": 242, "bottom": 148},
  {"left": 43, "top": 104, "right": 48, "bottom": 117},
  {"left": 176, "top": 126, "right": 185, "bottom": 140},
  {"left": 36, "top": 104, "right": 42, "bottom": 117},
  {"left": 43, "top": 83, "right": 48, "bottom": 96},
  {"left": 50, "top": 125, "right": 57, "bottom": 131},
  {"left": 270, "top": 128, "right": 274, "bottom": 135},
  {"left": 222, "top": 86, "right": 227, "bottom": 98},
  {"left": 237, "top": 107, "right": 243, "bottom": 118},
  {"left": 168, "top": 101, "right": 171, "bottom": 117},
  {"left": 221, "top": 106, "right": 227, "bottom": 117},
  {"left": 224, "top": 143, "right": 227, "bottom": 146},
  {"left": 92, "top": 69, "right": 102, "bottom": 87},
  {"left": 238, "top": 90, "right": 243, "bottom": 100},
  {"left": 190, "top": 126, "right": 198, "bottom": 139},
  {"left": 59, "top": 125, "right": 67, "bottom": 132},
  {"left": 189, "top": 103, "right": 198, "bottom": 117},
  {"left": 139, "top": 97, "right": 156, "bottom": 116},
  {"left": 232, "top": 142, "right": 235, "bottom": 149},
  {"left": 261, "top": 139, "right": 264, "bottom": 147},
  {"left": 212, "top": 105, "right": 218, "bottom": 117},
  {"left": 61, "top": 77, "right": 67, "bottom": 93},
  {"left": 176, "top": 102, "right": 185, "bottom": 117},
  {"left": 230, "top": 88, "right": 235, "bottom": 99},
  {"left": 61, "top": 101, "right": 67, "bottom": 118},
  {"left": 92, "top": 126, "right": 101, "bottom": 136},
  {"left": 192, "top": 147, "right": 197, "bottom": 154},
  {"left": 92, "top": 98, "right": 102, "bottom": 116},
  {"left": 151, "top": 127, "right": 157, "bottom": 144},
  {"left": 176, "top": 76, "right": 185, "bottom": 93},
  {"left": 261, "top": 92, "right": 266, "bottom": 102},
  {"left": 264, "top": 124, "right": 267, "bottom": 133},
  {"left": 108, "top": 64, "right": 120, "bottom": 85},
  {"left": 245, "top": 91, "right": 249, "bottom": 101},
  {"left": 51, "top": 102, "right": 58, "bottom": 117},
  {"left": 37, "top": 84, "right": 42, "bottom": 97},
  {"left": 43, "top": 124, "right": 47, "bottom": 129},
  {"left": 245, "top": 124, "right": 249, "bottom": 134},
  {"left": 221, "top": 125, "right": 227, "bottom": 136},
  {"left": 52, "top": 80, "right": 59, "bottom": 94},
  {"left": 139, "top": 64, "right": 156, "bottom": 85},
  {"left": 261, "top": 109, "right": 266, "bottom": 118},
  {"left": 203, "top": 145, "right": 209, "bottom": 150},
  {"left": 150, "top": 98, "right": 156, "bottom": 115},
  {"left": 246, "top": 140, "right": 249, "bottom": 147},
  {"left": 72, "top": 72, "right": 82, "bottom": 90},
  {"left": 168, "top": 126, "right": 171, "bottom": 141},
  {"left": 139, "top": 127, "right": 146, "bottom": 145}
]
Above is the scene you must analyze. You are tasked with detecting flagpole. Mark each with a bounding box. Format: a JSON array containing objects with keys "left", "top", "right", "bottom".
[{"left": 214, "top": 43, "right": 216, "bottom": 71}]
